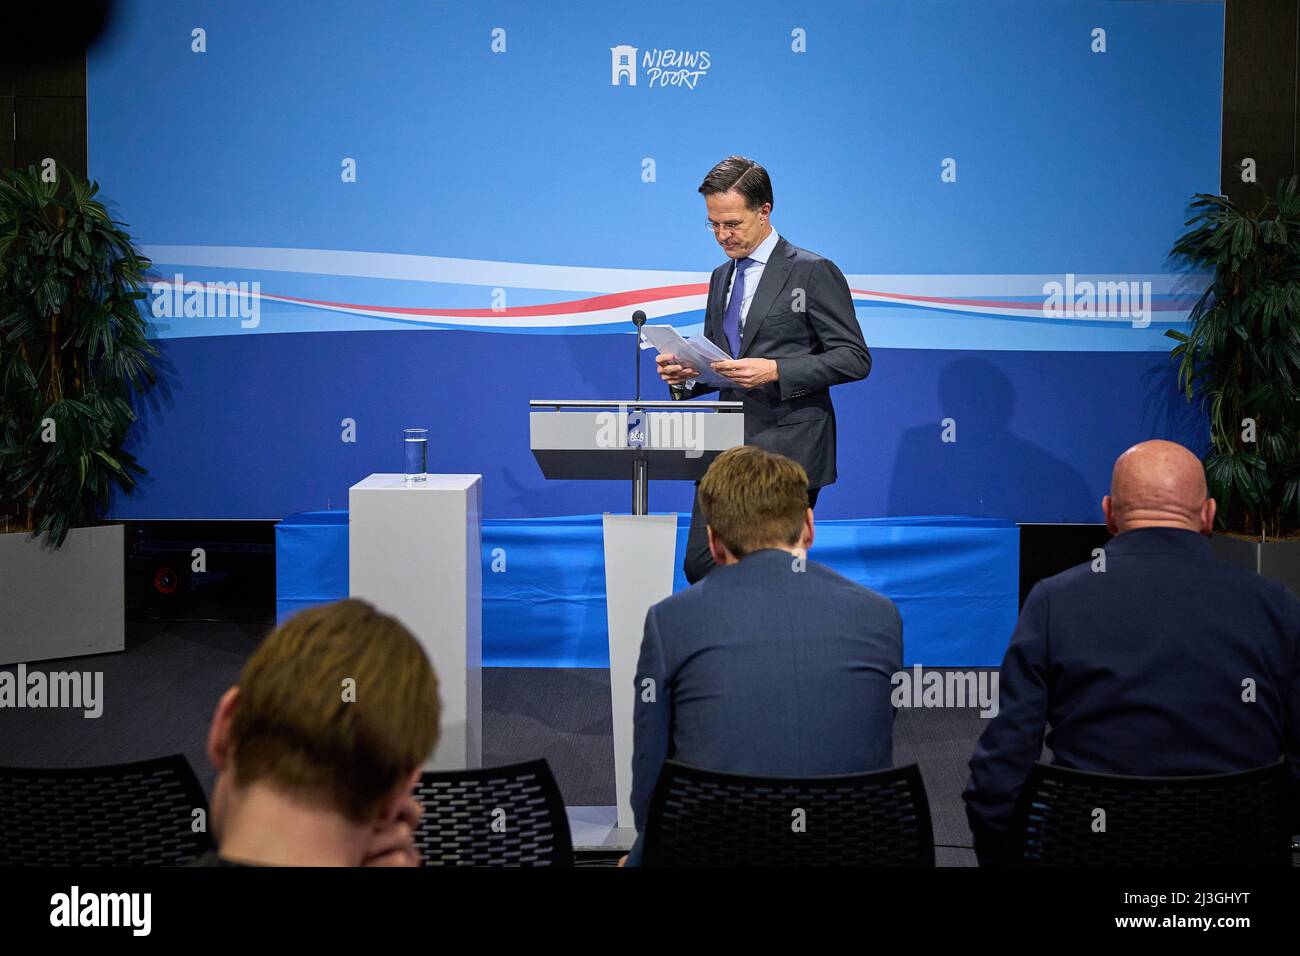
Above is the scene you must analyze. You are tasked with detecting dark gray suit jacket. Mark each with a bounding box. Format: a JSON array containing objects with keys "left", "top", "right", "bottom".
[
  {"left": 963, "top": 527, "right": 1300, "bottom": 863},
  {"left": 628, "top": 548, "right": 902, "bottom": 861},
  {"left": 673, "top": 236, "right": 871, "bottom": 488}
]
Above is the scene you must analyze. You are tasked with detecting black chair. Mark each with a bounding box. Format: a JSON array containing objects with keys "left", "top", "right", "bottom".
[
  {"left": 1000, "top": 761, "right": 1292, "bottom": 866},
  {"left": 0, "top": 753, "right": 214, "bottom": 866},
  {"left": 412, "top": 758, "right": 573, "bottom": 866},
  {"left": 641, "top": 760, "right": 935, "bottom": 866}
]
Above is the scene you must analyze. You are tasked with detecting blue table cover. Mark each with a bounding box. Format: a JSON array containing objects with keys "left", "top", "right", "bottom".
[{"left": 275, "top": 512, "right": 1019, "bottom": 667}]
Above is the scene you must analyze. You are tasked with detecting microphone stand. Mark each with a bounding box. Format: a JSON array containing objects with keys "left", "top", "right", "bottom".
[{"left": 631, "top": 310, "right": 648, "bottom": 515}]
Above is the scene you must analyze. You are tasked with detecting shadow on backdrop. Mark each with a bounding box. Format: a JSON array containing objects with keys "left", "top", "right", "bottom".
[{"left": 887, "top": 357, "right": 1094, "bottom": 520}]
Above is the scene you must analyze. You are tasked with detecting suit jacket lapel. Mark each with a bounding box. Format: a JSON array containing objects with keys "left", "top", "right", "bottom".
[
  {"left": 738, "top": 236, "right": 793, "bottom": 358},
  {"left": 705, "top": 260, "right": 733, "bottom": 354}
]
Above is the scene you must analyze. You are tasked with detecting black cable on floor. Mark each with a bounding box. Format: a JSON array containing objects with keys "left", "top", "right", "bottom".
[{"left": 127, "top": 613, "right": 274, "bottom": 626}]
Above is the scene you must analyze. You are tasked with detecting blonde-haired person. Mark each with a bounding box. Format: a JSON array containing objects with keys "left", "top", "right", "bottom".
[
  {"left": 195, "top": 599, "right": 441, "bottom": 866},
  {"left": 624, "top": 446, "right": 902, "bottom": 864}
]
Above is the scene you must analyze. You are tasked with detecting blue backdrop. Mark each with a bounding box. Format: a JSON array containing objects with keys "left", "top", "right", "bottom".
[{"left": 87, "top": 0, "right": 1223, "bottom": 522}]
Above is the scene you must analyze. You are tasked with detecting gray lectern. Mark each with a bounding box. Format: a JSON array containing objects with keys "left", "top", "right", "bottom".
[{"left": 530, "top": 399, "right": 743, "bottom": 829}]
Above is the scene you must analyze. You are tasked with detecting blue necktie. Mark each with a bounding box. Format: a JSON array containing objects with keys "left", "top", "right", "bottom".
[{"left": 721, "top": 257, "right": 754, "bottom": 357}]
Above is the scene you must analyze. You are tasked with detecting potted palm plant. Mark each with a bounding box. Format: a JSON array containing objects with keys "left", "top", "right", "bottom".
[
  {"left": 1166, "top": 174, "right": 1300, "bottom": 595},
  {"left": 0, "top": 162, "right": 158, "bottom": 663}
]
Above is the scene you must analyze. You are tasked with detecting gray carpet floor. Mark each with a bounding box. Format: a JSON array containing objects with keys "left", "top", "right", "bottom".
[{"left": 0, "top": 615, "right": 986, "bottom": 866}]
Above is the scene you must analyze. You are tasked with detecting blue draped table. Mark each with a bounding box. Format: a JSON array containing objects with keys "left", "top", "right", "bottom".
[{"left": 276, "top": 512, "right": 1019, "bottom": 667}]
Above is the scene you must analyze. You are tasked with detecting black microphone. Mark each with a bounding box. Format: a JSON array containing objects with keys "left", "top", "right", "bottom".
[{"left": 632, "top": 309, "right": 647, "bottom": 402}]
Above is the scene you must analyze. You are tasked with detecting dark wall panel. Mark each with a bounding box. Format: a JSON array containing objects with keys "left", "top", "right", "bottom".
[
  {"left": 14, "top": 96, "right": 87, "bottom": 178},
  {"left": 1222, "top": 0, "right": 1298, "bottom": 206},
  {"left": 0, "top": 96, "right": 13, "bottom": 171}
]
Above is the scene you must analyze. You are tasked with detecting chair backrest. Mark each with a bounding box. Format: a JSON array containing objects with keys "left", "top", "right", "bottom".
[
  {"left": 413, "top": 758, "right": 573, "bottom": 866},
  {"left": 1000, "top": 761, "right": 1292, "bottom": 866},
  {"left": 0, "top": 753, "right": 213, "bottom": 866},
  {"left": 641, "top": 760, "right": 935, "bottom": 866}
]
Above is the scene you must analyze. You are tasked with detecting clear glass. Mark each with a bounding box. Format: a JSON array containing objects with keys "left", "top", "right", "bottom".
[{"left": 403, "top": 428, "right": 428, "bottom": 484}]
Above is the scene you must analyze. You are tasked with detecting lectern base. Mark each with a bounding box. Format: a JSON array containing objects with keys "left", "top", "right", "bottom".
[{"left": 603, "top": 513, "right": 677, "bottom": 830}]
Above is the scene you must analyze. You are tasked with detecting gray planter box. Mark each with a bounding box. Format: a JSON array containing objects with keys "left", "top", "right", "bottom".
[
  {"left": 0, "top": 524, "right": 124, "bottom": 665},
  {"left": 1210, "top": 534, "right": 1300, "bottom": 598}
]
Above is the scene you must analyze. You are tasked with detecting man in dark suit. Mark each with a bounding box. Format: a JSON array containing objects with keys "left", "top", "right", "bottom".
[
  {"left": 656, "top": 155, "right": 871, "bottom": 584},
  {"left": 963, "top": 440, "right": 1300, "bottom": 864},
  {"left": 623, "top": 445, "right": 902, "bottom": 865}
]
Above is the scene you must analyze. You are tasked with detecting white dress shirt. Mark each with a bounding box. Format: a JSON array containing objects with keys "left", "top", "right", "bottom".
[
  {"left": 682, "top": 228, "right": 780, "bottom": 391},
  {"left": 726, "top": 227, "right": 780, "bottom": 336}
]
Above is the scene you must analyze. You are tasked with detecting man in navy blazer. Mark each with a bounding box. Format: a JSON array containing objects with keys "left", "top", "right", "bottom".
[
  {"left": 624, "top": 446, "right": 902, "bottom": 865},
  {"left": 964, "top": 440, "right": 1300, "bottom": 864},
  {"left": 656, "top": 156, "right": 871, "bottom": 584}
]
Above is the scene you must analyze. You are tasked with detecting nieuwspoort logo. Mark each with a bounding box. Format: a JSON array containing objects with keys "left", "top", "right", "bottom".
[{"left": 611, "top": 44, "right": 711, "bottom": 89}]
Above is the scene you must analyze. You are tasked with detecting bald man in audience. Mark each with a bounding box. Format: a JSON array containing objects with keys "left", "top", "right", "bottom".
[{"left": 963, "top": 440, "right": 1300, "bottom": 864}]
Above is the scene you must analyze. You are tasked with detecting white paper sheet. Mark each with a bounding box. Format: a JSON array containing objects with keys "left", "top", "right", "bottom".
[{"left": 639, "top": 324, "right": 732, "bottom": 387}]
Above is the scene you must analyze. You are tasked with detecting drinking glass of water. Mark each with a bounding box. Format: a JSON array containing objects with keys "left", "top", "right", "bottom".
[{"left": 403, "top": 428, "right": 428, "bottom": 484}]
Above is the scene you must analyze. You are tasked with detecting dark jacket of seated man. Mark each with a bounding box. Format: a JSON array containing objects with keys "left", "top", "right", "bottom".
[
  {"left": 963, "top": 525, "right": 1300, "bottom": 864},
  {"left": 627, "top": 547, "right": 902, "bottom": 864}
]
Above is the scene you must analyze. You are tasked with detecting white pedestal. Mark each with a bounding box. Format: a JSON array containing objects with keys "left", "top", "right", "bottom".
[
  {"left": 604, "top": 513, "right": 678, "bottom": 829},
  {"left": 0, "top": 525, "right": 124, "bottom": 665},
  {"left": 349, "top": 474, "right": 482, "bottom": 770}
]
